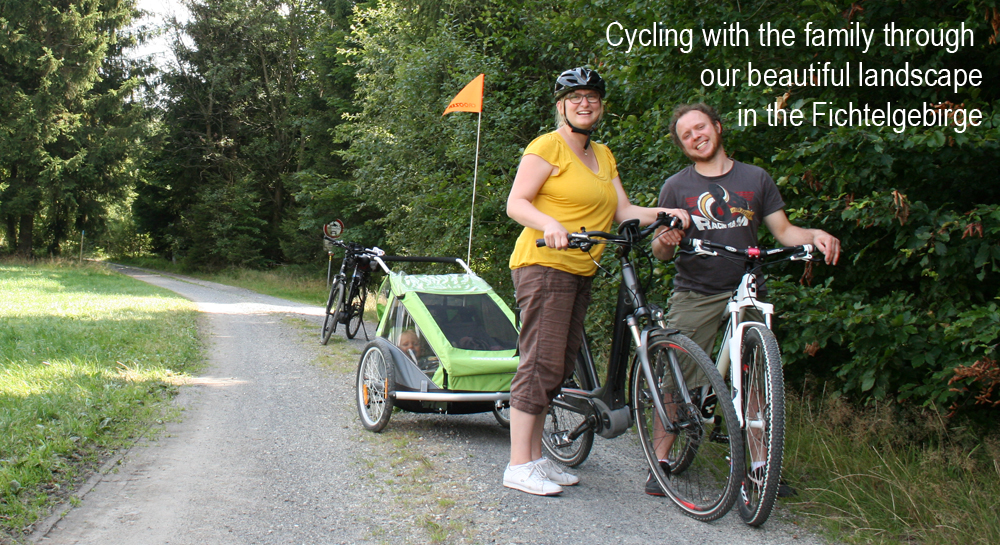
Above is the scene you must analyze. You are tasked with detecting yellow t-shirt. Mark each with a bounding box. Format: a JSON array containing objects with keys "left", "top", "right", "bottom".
[{"left": 509, "top": 131, "right": 619, "bottom": 276}]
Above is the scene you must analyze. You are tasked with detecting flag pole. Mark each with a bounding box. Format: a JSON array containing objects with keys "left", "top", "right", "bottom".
[{"left": 466, "top": 110, "right": 482, "bottom": 264}]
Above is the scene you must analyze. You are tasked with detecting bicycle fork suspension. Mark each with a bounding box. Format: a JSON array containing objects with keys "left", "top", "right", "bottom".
[{"left": 633, "top": 323, "right": 693, "bottom": 436}]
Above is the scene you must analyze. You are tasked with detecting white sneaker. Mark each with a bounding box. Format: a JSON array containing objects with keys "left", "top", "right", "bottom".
[
  {"left": 503, "top": 463, "right": 563, "bottom": 496},
  {"left": 534, "top": 457, "right": 580, "bottom": 486}
]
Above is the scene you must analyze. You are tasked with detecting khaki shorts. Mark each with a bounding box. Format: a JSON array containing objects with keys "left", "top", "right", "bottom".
[
  {"left": 664, "top": 290, "right": 765, "bottom": 388},
  {"left": 665, "top": 290, "right": 732, "bottom": 356},
  {"left": 510, "top": 265, "right": 592, "bottom": 415}
]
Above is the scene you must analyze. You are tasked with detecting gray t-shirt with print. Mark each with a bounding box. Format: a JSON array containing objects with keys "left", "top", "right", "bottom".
[{"left": 657, "top": 160, "right": 785, "bottom": 295}]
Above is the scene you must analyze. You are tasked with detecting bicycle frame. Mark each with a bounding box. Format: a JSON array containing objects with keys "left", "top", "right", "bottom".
[
  {"left": 716, "top": 273, "right": 773, "bottom": 429},
  {"left": 549, "top": 218, "right": 680, "bottom": 440}
]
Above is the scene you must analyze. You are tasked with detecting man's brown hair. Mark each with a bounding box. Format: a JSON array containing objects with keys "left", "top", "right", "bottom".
[{"left": 668, "top": 103, "right": 723, "bottom": 147}]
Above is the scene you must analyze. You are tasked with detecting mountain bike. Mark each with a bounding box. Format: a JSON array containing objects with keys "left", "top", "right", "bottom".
[
  {"left": 536, "top": 214, "right": 743, "bottom": 522},
  {"left": 321, "top": 239, "right": 383, "bottom": 344},
  {"left": 679, "top": 237, "right": 821, "bottom": 526}
]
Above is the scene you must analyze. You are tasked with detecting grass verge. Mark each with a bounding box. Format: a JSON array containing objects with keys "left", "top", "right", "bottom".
[
  {"left": 783, "top": 392, "right": 1000, "bottom": 544},
  {"left": 0, "top": 260, "right": 202, "bottom": 541},
  {"left": 112, "top": 256, "right": 329, "bottom": 305}
]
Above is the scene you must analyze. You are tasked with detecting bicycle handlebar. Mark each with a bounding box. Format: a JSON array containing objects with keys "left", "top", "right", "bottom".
[
  {"left": 535, "top": 213, "right": 683, "bottom": 249},
  {"left": 378, "top": 256, "right": 464, "bottom": 264},
  {"left": 680, "top": 237, "right": 821, "bottom": 262},
  {"left": 323, "top": 236, "right": 384, "bottom": 258}
]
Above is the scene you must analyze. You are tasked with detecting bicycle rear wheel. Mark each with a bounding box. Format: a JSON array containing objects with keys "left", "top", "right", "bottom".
[
  {"left": 634, "top": 331, "right": 743, "bottom": 522},
  {"left": 321, "top": 278, "right": 345, "bottom": 345},
  {"left": 541, "top": 350, "right": 595, "bottom": 467},
  {"left": 737, "top": 325, "right": 784, "bottom": 526},
  {"left": 346, "top": 281, "right": 368, "bottom": 340}
]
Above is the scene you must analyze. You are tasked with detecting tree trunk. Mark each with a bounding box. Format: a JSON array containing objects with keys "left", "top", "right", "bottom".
[
  {"left": 16, "top": 214, "right": 33, "bottom": 257},
  {"left": 4, "top": 215, "right": 17, "bottom": 254},
  {"left": 47, "top": 202, "right": 67, "bottom": 256}
]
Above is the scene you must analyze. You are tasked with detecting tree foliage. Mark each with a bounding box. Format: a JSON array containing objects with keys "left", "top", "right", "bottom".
[
  {"left": 0, "top": 0, "right": 150, "bottom": 256},
  {"left": 336, "top": 0, "right": 1000, "bottom": 412},
  {"left": 134, "top": 0, "right": 328, "bottom": 268},
  {"left": 571, "top": 0, "right": 1000, "bottom": 411}
]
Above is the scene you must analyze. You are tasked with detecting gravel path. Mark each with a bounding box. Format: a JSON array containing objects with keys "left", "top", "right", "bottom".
[{"left": 33, "top": 266, "right": 828, "bottom": 545}]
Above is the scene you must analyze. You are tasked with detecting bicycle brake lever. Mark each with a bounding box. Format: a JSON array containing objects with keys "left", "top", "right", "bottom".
[
  {"left": 688, "top": 239, "right": 717, "bottom": 257},
  {"left": 790, "top": 244, "right": 817, "bottom": 262}
]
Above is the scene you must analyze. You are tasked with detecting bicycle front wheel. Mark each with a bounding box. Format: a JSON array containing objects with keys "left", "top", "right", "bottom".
[
  {"left": 321, "top": 278, "right": 345, "bottom": 345},
  {"left": 346, "top": 280, "right": 368, "bottom": 340},
  {"left": 634, "top": 331, "right": 743, "bottom": 522},
  {"left": 737, "top": 324, "right": 785, "bottom": 526}
]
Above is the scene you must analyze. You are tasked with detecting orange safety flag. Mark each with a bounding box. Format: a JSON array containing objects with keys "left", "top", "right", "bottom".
[{"left": 442, "top": 74, "right": 484, "bottom": 115}]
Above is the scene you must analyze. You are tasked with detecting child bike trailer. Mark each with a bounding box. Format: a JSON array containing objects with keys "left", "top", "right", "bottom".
[{"left": 355, "top": 256, "right": 518, "bottom": 432}]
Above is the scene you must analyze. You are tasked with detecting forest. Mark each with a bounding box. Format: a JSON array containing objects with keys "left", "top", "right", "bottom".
[{"left": 1, "top": 0, "right": 998, "bottom": 417}]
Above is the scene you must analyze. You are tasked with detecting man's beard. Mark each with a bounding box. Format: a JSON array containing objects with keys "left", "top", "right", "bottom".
[{"left": 683, "top": 139, "right": 720, "bottom": 163}]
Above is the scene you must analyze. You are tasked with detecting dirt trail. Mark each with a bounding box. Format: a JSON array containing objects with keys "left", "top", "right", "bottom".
[{"left": 33, "top": 266, "right": 827, "bottom": 545}]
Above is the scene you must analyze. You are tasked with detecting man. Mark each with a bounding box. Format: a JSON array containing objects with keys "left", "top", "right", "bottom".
[{"left": 648, "top": 103, "right": 840, "bottom": 496}]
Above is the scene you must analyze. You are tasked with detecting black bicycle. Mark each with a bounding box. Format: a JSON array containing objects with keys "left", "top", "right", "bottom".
[
  {"left": 321, "top": 239, "right": 381, "bottom": 343},
  {"left": 536, "top": 213, "right": 743, "bottom": 522}
]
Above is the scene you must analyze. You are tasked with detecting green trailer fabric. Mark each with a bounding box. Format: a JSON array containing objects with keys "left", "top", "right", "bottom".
[{"left": 376, "top": 273, "right": 519, "bottom": 392}]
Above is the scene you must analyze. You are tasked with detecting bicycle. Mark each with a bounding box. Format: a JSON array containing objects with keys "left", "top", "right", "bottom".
[
  {"left": 678, "top": 237, "right": 821, "bottom": 526},
  {"left": 536, "top": 213, "right": 743, "bottom": 522},
  {"left": 321, "top": 239, "right": 382, "bottom": 344}
]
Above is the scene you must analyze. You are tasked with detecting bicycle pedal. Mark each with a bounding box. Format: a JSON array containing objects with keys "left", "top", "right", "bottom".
[
  {"left": 709, "top": 430, "right": 730, "bottom": 444},
  {"left": 549, "top": 431, "right": 573, "bottom": 448}
]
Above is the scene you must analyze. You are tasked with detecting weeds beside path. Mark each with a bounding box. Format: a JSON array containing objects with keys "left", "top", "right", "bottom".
[{"left": 0, "top": 261, "right": 202, "bottom": 541}]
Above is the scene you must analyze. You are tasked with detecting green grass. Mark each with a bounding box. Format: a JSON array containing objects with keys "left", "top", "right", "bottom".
[
  {"left": 784, "top": 393, "right": 1000, "bottom": 544},
  {"left": 0, "top": 260, "right": 202, "bottom": 539}
]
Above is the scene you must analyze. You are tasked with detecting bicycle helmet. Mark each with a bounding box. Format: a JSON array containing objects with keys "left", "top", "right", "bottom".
[{"left": 553, "top": 67, "right": 606, "bottom": 100}]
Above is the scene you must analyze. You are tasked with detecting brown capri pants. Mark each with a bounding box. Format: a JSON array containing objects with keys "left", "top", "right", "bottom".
[{"left": 510, "top": 265, "right": 593, "bottom": 415}]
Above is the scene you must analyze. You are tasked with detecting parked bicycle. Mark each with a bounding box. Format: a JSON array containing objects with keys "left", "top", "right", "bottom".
[
  {"left": 537, "top": 213, "right": 743, "bottom": 522},
  {"left": 678, "top": 237, "right": 821, "bottom": 526},
  {"left": 321, "top": 238, "right": 383, "bottom": 344}
]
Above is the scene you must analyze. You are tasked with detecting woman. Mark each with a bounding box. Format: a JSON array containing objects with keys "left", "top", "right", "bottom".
[{"left": 504, "top": 67, "right": 690, "bottom": 495}]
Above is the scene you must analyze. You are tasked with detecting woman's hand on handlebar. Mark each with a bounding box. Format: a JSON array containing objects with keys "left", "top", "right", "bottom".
[
  {"left": 652, "top": 208, "right": 690, "bottom": 244},
  {"left": 649, "top": 208, "right": 689, "bottom": 261},
  {"left": 656, "top": 208, "right": 690, "bottom": 230},
  {"left": 541, "top": 221, "right": 571, "bottom": 250}
]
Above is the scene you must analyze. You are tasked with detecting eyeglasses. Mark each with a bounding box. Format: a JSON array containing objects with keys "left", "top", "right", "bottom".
[{"left": 566, "top": 93, "right": 601, "bottom": 105}]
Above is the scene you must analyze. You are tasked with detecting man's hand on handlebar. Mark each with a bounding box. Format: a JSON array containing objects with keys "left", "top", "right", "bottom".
[{"left": 812, "top": 231, "right": 841, "bottom": 266}]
